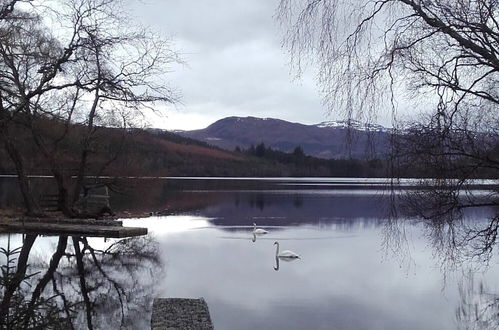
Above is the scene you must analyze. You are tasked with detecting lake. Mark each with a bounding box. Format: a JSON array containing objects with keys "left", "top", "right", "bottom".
[{"left": 1, "top": 177, "right": 498, "bottom": 329}]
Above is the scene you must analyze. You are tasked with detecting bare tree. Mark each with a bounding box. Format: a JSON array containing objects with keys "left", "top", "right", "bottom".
[
  {"left": 0, "top": 0, "right": 178, "bottom": 216},
  {"left": 0, "top": 2, "right": 46, "bottom": 215},
  {"left": 277, "top": 0, "right": 499, "bottom": 124},
  {"left": 278, "top": 0, "right": 499, "bottom": 275},
  {"left": 277, "top": 6, "right": 499, "bottom": 173},
  {"left": 277, "top": 0, "right": 499, "bottom": 197}
]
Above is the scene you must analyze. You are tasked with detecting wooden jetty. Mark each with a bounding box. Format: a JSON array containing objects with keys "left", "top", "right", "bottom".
[
  {"left": 151, "top": 298, "right": 214, "bottom": 330},
  {"left": 0, "top": 218, "right": 147, "bottom": 238}
]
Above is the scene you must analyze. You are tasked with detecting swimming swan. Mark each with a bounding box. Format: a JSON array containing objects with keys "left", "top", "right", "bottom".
[
  {"left": 253, "top": 223, "right": 268, "bottom": 235},
  {"left": 274, "top": 241, "right": 300, "bottom": 259}
]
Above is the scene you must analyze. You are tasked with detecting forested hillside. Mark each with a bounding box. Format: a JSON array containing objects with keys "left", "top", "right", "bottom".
[{"left": 0, "top": 118, "right": 391, "bottom": 178}]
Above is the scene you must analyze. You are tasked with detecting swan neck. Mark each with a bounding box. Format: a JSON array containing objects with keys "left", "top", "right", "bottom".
[{"left": 275, "top": 242, "right": 279, "bottom": 256}]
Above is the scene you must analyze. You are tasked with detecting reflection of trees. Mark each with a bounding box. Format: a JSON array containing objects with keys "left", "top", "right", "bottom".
[
  {"left": 381, "top": 213, "right": 414, "bottom": 269},
  {"left": 0, "top": 234, "right": 161, "bottom": 329},
  {"left": 383, "top": 185, "right": 498, "bottom": 271},
  {"left": 456, "top": 271, "right": 499, "bottom": 330},
  {"left": 0, "top": 234, "right": 55, "bottom": 329},
  {"left": 249, "top": 193, "right": 267, "bottom": 211},
  {"left": 465, "top": 216, "right": 499, "bottom": 266},
  {"left": 383, "top": 190, "right": 499, "bottom": 328},
  {"left": 292, "top": 195, "right": 303, "bottom": 208}
]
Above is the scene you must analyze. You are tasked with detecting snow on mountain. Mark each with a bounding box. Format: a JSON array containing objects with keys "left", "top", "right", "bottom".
[{"left": 315, "top": 120, "right": 390, "bottom": 132}]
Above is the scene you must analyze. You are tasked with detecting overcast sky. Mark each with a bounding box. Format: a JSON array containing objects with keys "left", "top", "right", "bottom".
[{"left": 130, "top": 0, "right": 390, "bottom": 131}]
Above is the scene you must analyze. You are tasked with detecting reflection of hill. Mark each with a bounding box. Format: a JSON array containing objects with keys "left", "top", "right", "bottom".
[
  {"left": 109, "top": 180, "right": 224, "bottom": 215},
  {"left": 184, "top": 191, "right": 391, "bottom": 227},
  {"left": 163, "top": 192, "right": 222, "bottom": 214}
]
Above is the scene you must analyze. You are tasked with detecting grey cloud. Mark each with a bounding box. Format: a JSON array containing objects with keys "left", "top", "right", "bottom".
[
  {"left": 134, "top": 0, "right": 279, "bottom": 49},
  {"left": 129, "top": 0, "right": 352, "bottom": 129}
]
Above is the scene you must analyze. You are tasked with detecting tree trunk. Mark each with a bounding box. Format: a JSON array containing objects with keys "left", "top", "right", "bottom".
[
  {"left": 72, "top": 149, "right": 89, "bottom": 205},
  {"left": 73, "top": 236, "right": 94, "bottom": 330},
  {"left": 0, "top": 234, "right": 38, "bottom": 328},
  {"left": 2, "top": 137, "right": 40, "bottom": 215},
  {"left": 23, "top": 236, "right": 68, "bottom": 328},
  {"left": 30, "top": 127, "right": 76, "bottom": 217},
  {"left": 53, "top": 171, "right": 75, "bottom": 217}
]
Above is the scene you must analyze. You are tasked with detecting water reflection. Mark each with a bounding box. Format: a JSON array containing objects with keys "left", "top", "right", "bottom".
[
  {"left": 156, "top": 220, "right": 478, "bottom": 330},
  {"left": 384, "top": 188, "right": 499, "bottom": 274},
  {"left": 1, "top": 177, "right": 498, "bottom": 329},
  {"left": 456, "top": 271, "right": 499, "bottom": 330},
  {"left": 137, "top": 188, "right": 497, "bottom": 330},
  {"left": 273, "top": 255, "right": 300, "bottom": 272},
  {"left": 273, "top": 241, "right": 300, "bottom": 260},
  {"left": 0, "top": 233, "right": 161, "bottom": 330}
]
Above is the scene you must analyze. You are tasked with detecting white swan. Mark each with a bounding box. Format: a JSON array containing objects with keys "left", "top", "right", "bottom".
[
  {"left": 253, "top": 223, "right": 268, "bottom": 235},
  {"left": 274, "top": 241, "right": 300, "bottom": 259}
]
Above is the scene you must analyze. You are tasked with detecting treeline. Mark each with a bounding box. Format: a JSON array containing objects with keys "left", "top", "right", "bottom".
[
  {"left": 0, "top": 121, "right": 391, "bottom": 178},
  {"left": 234, "top": 142, "right": 389, "bottom": 177},
  {"left": 109, "top": 132, "right": 391, "bottom": 177},
  {"left": 2, "top": 122, "right": 496, "bottom": 180}
]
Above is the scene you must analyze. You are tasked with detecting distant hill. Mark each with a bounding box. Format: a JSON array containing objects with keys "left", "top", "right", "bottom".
[
  {"left": 177, "top": 116, "right": 391, "bottom": 159},
  {"left": 0, "top": 121, "right": 246, "bottom": 177},
  {"left": 0, "top": 119, "right": 391, "bottom": 178}
]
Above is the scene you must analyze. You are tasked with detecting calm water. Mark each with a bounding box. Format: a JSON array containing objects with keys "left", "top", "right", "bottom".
[{"left": 1, "top": 178, "right": 498, "bottom": 329}]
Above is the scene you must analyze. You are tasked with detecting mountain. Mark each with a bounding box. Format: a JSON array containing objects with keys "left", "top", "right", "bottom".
[
  {"left": 0, "top": 119, "right": 390, "bottom": 178},
  {"left": 177, "top": 116, "right": 391, "bottom": 159},
  {"left": 0, "top": 120, "right": 246, "bottom": 177}
]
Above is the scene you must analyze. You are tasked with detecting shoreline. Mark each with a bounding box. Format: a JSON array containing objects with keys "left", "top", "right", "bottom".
[
  {"left": 0, "top": 207, "right": 152, "bottom": 222},
  {"left": 0, "top": 210, "right": 149, "bottom": 238}
]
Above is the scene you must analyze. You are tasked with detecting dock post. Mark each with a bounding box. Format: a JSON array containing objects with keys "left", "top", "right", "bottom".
[{"left": 151, "top": 298, "right": 214, "bottom": 330}]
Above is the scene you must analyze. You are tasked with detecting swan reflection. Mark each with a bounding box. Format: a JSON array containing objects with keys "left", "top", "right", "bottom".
[
  {"left": 252, "top": 223, "right": 268, "bottom": 242},
  {"left": 273, "top": 241, "right": 300, "bottom": 271},
  {"left": 274, "top": 253, "right": 301, "bottom": 271}
]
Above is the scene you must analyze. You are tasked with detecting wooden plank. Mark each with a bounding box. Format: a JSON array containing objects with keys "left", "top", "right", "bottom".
[
  {"left": 16, "top": 218, "right": 123, "bottom": 226},
  {"left": 0, "top": 221, "right": 147, "bottom": 238},
  {"left": 40, "top": 195, "right": 59, "bottom": 212}
]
